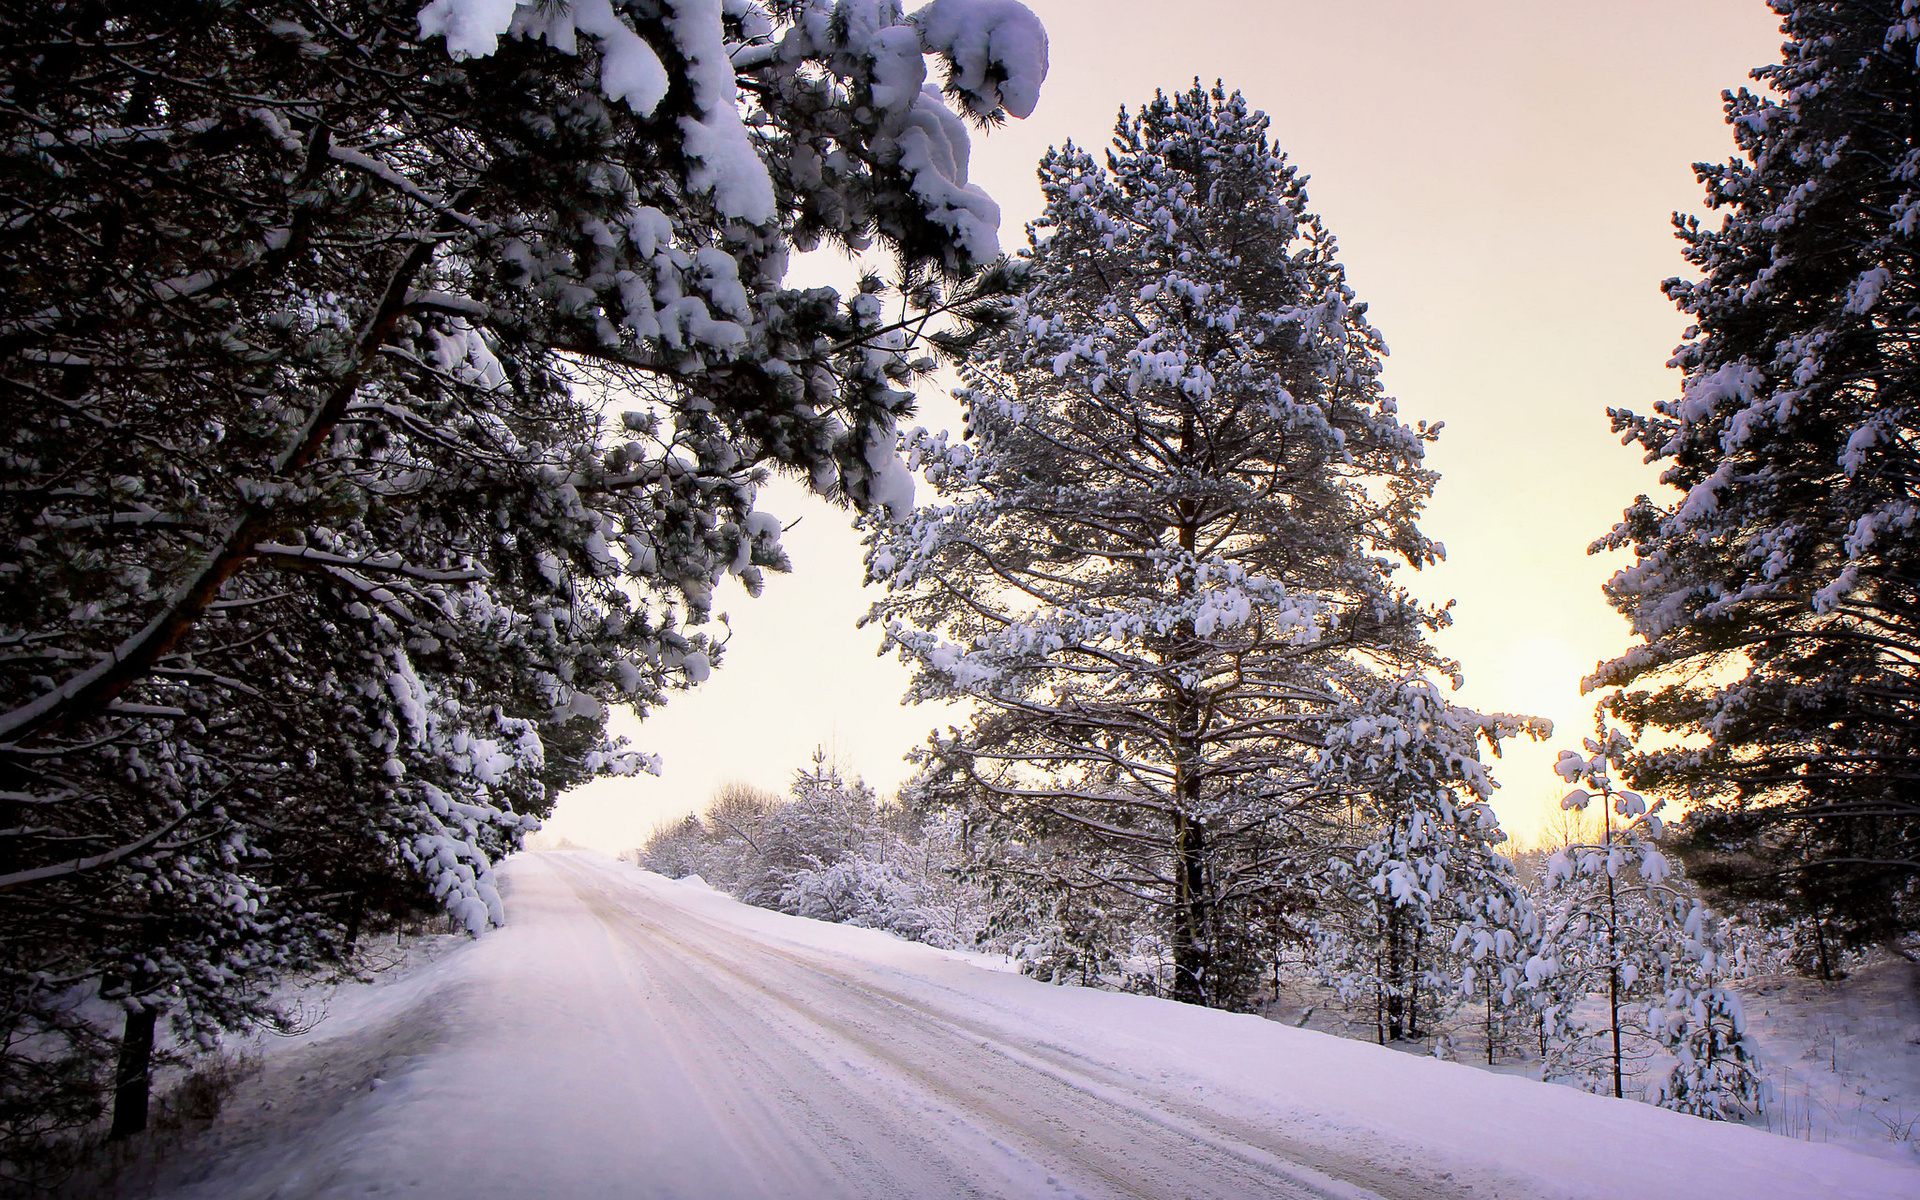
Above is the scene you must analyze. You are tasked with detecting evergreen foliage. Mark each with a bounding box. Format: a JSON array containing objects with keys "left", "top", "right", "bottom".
[
  {"left": 1529, "top": 731, "right": 1765, "bottom": 1120},
  {"left": 1313, "top": 682, "right": 1540, "bottom": 1044},
  {"left": 0, "top": 0, "right": 1044, "bottom": 1160},
  {"left": 866, "top": 84, "right": 1536, "bottom": 1011},
  {"left": 1592, "top": 0, "right": 1920, "bottom": 952}
]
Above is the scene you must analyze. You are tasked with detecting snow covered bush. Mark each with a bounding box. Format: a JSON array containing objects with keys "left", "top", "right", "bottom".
[
  {"left": 641, "top": 753, "right": 989, "bottom": 946},
  {"left": 0, "top": 0, "right": 1046, "bottom": 1150},
  {"left": 865, "top": 83, "right": 1537, "bottom": 1011}
]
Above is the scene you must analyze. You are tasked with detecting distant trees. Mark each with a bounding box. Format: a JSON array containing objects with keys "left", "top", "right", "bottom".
[
  {"left": 1591, "top": 0, "right": 1920, "bottom": 957},
  {"left": 640, "top": 753, "right": 988, "bottom": 946},
  {"left": 865, "top": 84, "right": 1538, "bottom": 1012},
  {"left": 0, "top": 0, "right": 1046, "bottom": 1158}
]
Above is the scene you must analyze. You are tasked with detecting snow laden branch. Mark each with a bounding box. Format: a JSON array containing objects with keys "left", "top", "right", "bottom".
[{"left": 0, "top": 0, "right": 1045, "bottom": 1146}]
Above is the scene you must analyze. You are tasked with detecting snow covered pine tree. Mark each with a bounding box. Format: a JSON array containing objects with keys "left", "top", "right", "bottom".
[
  {"left": 867, "top": 84, "right": 1535, "bottom": 1011},
  {"left": 1531, "top": 732, "right": 1763, "bottom": 1119},
  {"left": 0, "top": 0, "right": 1045, "bottom": 1154},
  {"left": 1313, "top": 681, "right": 1542, "bottom": 1047},
  {"left": 1591, "top": 0, "right": 1920, "bottom": 955}
]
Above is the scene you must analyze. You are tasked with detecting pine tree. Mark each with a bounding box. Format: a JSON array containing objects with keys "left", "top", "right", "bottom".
[
  {"left": 1313, "top": 680, "right": 1542, "bottom": 1045},
  {"left": 1532, "top": 730, "right": 1764, "bottom": 1119},
  {"left": 0, "top": 0, "right": 1046, "bottom": 1157},
  {"left": 866, "top": 84, "right": 1518, "bottom": 1010},
  {"left": 1591, "top": 0, "right": 1920, "bottom": 952}
]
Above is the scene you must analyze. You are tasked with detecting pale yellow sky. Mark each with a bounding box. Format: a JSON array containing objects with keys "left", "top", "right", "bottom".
[{"left": 542, "top": 0, "right": 1787, "bottom": 853}]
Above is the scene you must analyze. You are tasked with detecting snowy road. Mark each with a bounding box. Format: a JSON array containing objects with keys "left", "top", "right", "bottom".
[
  {"left": 536, "top": 854, "right": 1442, "bottom": 1200},
  {"left": 141, "top": 852, "right": 1917, "bottom": 1200}
]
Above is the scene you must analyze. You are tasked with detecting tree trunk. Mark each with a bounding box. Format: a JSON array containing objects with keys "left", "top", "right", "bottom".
[
  {"left": 343, "top": 884, "right": 368, "bottom": 958},
  {"left": 1170, "top": 813, "right": 1210, "bottom": 1005},
  {"left": 1408, "top": 924, "right": 1424, "bottom": 1039},
  {"left": 1603, "top": 803, "right": 1624, "bottom": 1099},
  {"left": 1375, "top": 956, "right": 1386, "bottom": 1046},
  {"left": 1383, "top": 909, "right": 1405, "bottom": 1041},
  {"left": 1607, "top": 957, "right": 1623, "bottom": 1099},
  {"left": 1165, "top": 424, "right": 1213, "bottom": 1009},
  {"left": 1269, "top": 911, "right": 1282, "bottom": 998},
  {"left": 108, "top": 1004, "right": 158, "bottom": 1140}
]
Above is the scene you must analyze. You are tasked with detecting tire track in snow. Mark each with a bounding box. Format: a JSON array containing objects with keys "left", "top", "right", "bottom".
[
  {"left": 549, "top": 855, "right": 1473, "bottom": 1200},
  {"left": 619, "top": 883, "right": 1462, "bottom": 1200},
  {"left": 558, "top": 859, "right": 1008, "bottom": 1198}
]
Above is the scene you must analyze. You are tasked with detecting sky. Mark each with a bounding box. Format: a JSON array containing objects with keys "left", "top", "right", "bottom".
[{"left": 540, "top": 0, "right": 1790, "bottom": 854}]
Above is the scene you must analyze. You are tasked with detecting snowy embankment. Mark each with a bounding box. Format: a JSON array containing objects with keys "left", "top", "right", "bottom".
[
  {"left": 128, "top": 852, "right": 1913, "bottom": 1200},
  {"left": 1739, "top": 954, "right": 1920, "bottom": 1152}
]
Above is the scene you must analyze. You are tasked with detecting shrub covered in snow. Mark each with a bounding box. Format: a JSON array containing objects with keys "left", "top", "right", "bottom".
[{"left": 640, "top": 753, "right": 990, "bottom": 947}]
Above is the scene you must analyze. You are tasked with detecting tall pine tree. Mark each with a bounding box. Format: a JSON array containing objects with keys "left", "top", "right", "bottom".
[
  {"left": 868, "top": 84, "right": 1527, "bottom": 1009},
  {"left": 1592, "top": 0, "right": 1920, "bottom": 951}
]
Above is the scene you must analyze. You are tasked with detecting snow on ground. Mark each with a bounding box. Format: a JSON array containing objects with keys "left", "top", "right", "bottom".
[
  {"left": 1740, "top": 956, "right": 1920, "bottom": 1154},
  {"left": 1255, "top": 936, "right": 1920, "bottom": 1166},
  {"left": 109, "top": 851, "right": 1918, "bottom": 1200}
]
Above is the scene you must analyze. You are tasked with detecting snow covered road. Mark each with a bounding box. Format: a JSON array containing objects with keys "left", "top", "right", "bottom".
[{"left": 140, "top": 852, "right": 1917, "bottom": 1200}]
